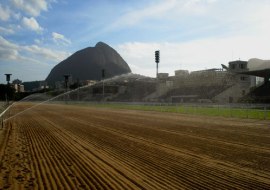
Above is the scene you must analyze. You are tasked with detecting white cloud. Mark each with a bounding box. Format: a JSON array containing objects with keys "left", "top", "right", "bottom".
[
  {"left": 11, "top": 0, "right": 48, "bottom": 17},
  {"left": 107, "top": 0, "right": 176, "bottom": 31},
  {"left": 105, "top": 0, "right": 270, "bottom": 42},
  {"left": 0, "top": 36, "right": 20, "bottom": 60},
  {"left": 0, "top": 35, "right": 70, "bottom": 83},
  {"left": 0, "top": 35, "right": 69, "bottom": 83},
  {"left": 23, "top": 45, "right": 70, "bottom": 62},
  {"left": 0, "top": 36, "right": 70, "bottom": 64},
  {"left": 0, "top": 27, "right": 14, "bottom": 35},
  {"left": 116, "top": 33, "right": 270, "bottom": 77},
  {"left": 106, "top": 0, "right": 219, "bottom": 31},
  {"left": 0, "top": 4, "right": 11, "bottom": 21},
  {"left": 22, "top": 17, "right": 43, "bottom": 32},
  {"left": 12, "top": 12, "right": 21, "bottom": 20},
  {"left": 34, "top": 39, "right": 41, "bottom": 44},
  {"left": 0, "top": 36, "right": 18, "bottom": 49},
  {"left": 52, "top": 32, "right": 71, "bottom": 45},
  {"left": 112, "top": 0, "right": 270, "bottom": 78}
]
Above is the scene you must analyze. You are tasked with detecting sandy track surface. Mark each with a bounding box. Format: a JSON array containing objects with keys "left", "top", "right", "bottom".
[{"left": 0, "top": 103, "right": 270, "bottom": 189}]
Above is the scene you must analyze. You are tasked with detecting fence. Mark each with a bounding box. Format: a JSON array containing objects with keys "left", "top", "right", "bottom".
[
  {"left": 81, "top": 102, "right": 270, "bottom": 120},
  {"left": 1, "top": 99, "right": 270, "bottom": 122}
]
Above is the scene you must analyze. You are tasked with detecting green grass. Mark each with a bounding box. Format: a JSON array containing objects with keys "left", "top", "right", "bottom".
[{"left": 83, "top": 103, "right": 270, "bottom": 120}]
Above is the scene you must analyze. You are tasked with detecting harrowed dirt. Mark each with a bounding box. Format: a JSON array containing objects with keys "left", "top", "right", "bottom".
[{"left": 0, "top": 103, "right": 270, "bottom": 189}]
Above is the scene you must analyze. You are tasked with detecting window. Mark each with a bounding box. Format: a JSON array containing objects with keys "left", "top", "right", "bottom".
[
  {"left": 240, "top": 64, "right": 246, "bottom": 69},
  {"left": 240, "top": 76, "right": 247, "bottom": 81}
]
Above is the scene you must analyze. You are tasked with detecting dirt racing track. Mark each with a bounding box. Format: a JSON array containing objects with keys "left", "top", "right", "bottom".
[{"left": 0, "top": 103, "right": 270, "bottom": 189}]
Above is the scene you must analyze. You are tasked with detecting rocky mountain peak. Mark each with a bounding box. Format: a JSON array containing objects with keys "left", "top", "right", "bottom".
[{"left": 46, "top": 42, "right": 131, "bottom": 86}]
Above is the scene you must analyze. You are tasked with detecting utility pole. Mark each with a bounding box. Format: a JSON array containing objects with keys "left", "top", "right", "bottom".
[
  {"left": 102, "top": 69, "right": 105, "bottom": 100},
  {"left": 63, "top": 75, "right": 70, "bottom": 103},
  {"left": 5, "top": 74, "right": 12, "bottom": 105},
  {"left": 76, "top": 78, "right": 80, "bottom": 102}
]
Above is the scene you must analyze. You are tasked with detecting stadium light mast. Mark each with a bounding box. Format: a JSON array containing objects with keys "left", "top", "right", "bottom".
[
  {"left": 64, "top": 75, "right": 70, "bottom": 90},
  {"left": 102, "top": 69, "right": 105, "bottom": 100},
  {"left": 5, "top": 74, "right": 12, "bottom": 105},
  {"left": 63, "top": 75, "right": 70, "bottom": 103},
  {"left": 155, "top": 50, "right": 160, "bottom": 78},
  {"left": 5, "top": 74, "right": 11, "bottom": 84}
]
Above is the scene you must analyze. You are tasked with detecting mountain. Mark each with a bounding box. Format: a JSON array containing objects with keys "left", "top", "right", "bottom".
[{"left": 46, "top": 42, "right": 131, "bottom": 85}]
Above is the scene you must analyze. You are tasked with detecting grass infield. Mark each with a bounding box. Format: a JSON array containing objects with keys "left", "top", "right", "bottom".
[{"left": 85, "top": 103, "right": 270, "bottom": 120}]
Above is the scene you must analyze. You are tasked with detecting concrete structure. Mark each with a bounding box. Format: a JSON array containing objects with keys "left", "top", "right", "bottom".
[
  {"left": 156, "top": 61, "right": 258, "bottom": 103},
  {"left": 157, "top": 73, "right": 169, "bottom": 79},
  {"left": 245, "top": 58, "right": 270, "bottom": 80},
  {"left": 175, "top": 70, "right": 189, "bottom": 77},
  {"left": 40, "top": 81, "right": 49, "bottom": 90},
  {"left": 12, "top": 79, "right": 25, "bottom": 93},
  {"left": 229, "top": 59, "right": 270, "bottom": 83},
  {"left": 14, "top": 84, "right": 25, "bottom": 93},
  {"left": 172, "top": 68, "right": 229, "bottom": 88}
]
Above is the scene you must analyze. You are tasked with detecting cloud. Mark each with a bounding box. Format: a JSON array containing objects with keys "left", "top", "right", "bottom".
[
  {"left": 12, "top": 12, "right": 21, "bottom": 20},
  {"left": 0, "top": 36, "right": 20, "bottom": 60},
  {"left": 34, "top": 39, "right": 41, "bottom": 44},
  {"left": 0, "top": 36, "right": 18, "bottom": 49},
  {"left": 116, "top": 33, "right": 270, "bottom": 77},
  {"left": 0, "top": 3, "right": 11, "bottom": 21},
  {"left": 106, "top": 0, "right": 219, "bottom": 32},
  {"left": 103, "top": 0, "right": 270, "bottom": 44},
  {"left": 52, "top": 32, "right": 71, "bottom": 45},
  {"left": 22, "top": 17, "right": 43, "bottom": 32},
  {"left": 0, "top": 35, "right": 67, "bottom": 83},
  {"left": 0, "top": 35, "right": 70, "bottom": 83},
  {"left": 23, "top": 45, "right": 70, "bottom": 62},
  {"left": 0, "top": 35, "right": 70, "bottom": 64},
  {"left": 106, "top": 0, "right": 176, "bottom": 31},
  {"left": 0, "top": 27, "right": 15, "bottom": 35},
  {"left": 10, "top": 0, "right": 48, "bottom": 17}
]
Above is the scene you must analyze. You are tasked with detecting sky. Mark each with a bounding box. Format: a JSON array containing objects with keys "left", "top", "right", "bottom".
[{"left": 0, "top": 0, "right": 270, "bottom": 84}]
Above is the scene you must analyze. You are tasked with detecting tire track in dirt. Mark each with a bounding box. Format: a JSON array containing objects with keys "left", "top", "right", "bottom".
[
  {"left": 61, "top": 114, "right": 270, "bottom": 189},
  {"left": 22, "top": 113, "right": 140, "bottom": 189},
  {"left": 1, "top": 103, "right": 270, "bottom": 189},
  {"left": 35, "top": 108, "right": 211, "bottom": 189},
  {"left": 60, "top": 110, "right": 270, "bottom": 174},
  {"left": 80, "top": 111, "right": 270, "bottom": 156},
  {"left": 39, "top": 114, "right": 164, "bottom": 189},
  {"left": 40, "top": 107, "right": 270, "bottom": 189},
  {"left": 2, "top": 114, "right": 133, "bottom": 189},
  {"left": 77, "top": 109, "right": 270, "bottom": 145}
]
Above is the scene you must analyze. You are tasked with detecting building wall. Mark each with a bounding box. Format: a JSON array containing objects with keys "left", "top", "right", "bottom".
[
  {"left": 172, "top": 70, "right": 231, "bottom": 88},
  {"left": 168, "top": 65, "right": 254, "bottom": 103},
  {"left": 213, "top": 83, "right": 250, "bottom": 103},
  {"left": 157, "top": 73, "right": 169, "bottom": 79},
  {"left": 175, "top": 70, "right": 189, "bottom": 77},
  {"left": 14, "top": 84, "right": 25, "bottom": 92}
]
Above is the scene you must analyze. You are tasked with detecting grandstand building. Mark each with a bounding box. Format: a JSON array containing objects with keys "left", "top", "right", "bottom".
[
  {"left": 64, "top": 60, "right": 267, "bottom": 103},
  {"left": 152, "top": 60, "right": 256, "bottom": 103}
]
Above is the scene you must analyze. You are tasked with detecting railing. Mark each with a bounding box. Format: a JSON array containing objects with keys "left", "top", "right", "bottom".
[
  {"left": 2, "top": 95, "right": 270, "bottom": 122},
  {"left": 72, "top": 101, "right": 270, "bottom": 120},
  {"left": 0, "top": 105, "right": 11, "bottom": 129}
]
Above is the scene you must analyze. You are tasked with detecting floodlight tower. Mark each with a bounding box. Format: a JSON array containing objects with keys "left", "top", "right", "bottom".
[
  {"left": 63, "top": 75, "right": 70, "bottom": 103},
  {"left": 5, "top": 74, "right": 11, "bottom": 84},
  {"left": 5, "top": 74, "right": 12, "bottom": 105},
  {"left": 155, "top": 50, "right": 160, "bottom": 78},
  {"left": 64, "top": 75, "right": 70, "bottom": 90},
  {"left": 102, "top": 69, "right": 105, "bottom": 100}
]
